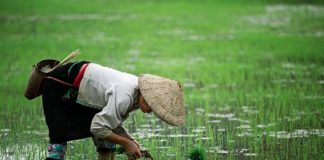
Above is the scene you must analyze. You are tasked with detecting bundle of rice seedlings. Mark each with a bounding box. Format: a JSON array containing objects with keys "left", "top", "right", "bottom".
[{"left": 188, "top": 147, "right": 206, "bottom": 160}]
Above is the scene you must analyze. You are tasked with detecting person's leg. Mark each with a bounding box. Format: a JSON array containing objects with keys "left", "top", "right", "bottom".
[
  {"left": 92, "top": 137, "right": 116, "bottom": 160},
  {"left": 42, "top": 62, "right": 77, "bottom": 160},
  {"left": 42, "top": 61, "right": 95, "bottom": 159},
  {"left": 64, "top": 101, "right": 100, "bottom": 140},
  {"left": 42, "top": 79, "right": 69, "bottom": 159},
  {"left": 97, "top": 151, "right": 116, "bottom": 160},
  {"left": 46, "top": 143, "right": 67, "bottom": 160}
]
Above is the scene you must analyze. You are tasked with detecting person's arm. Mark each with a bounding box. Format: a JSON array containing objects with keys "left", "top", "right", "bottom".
[
  {"left": 91, "top": 116, "right": 142, "bottom": 159},
  {"left": 103, "top": 132, "right": 141, "bottom": 159},
  {"left": 113, "top": 126, "right": 133, "bottom": 140},
  {"left": 90, "top": 93, "right": 141, "bottom": 158},
  {"left": 113, "top": 126, "right": 141, "bottom": 149},
  {"left": 90, "top": 93, "right": 131, "bottom": 138}
]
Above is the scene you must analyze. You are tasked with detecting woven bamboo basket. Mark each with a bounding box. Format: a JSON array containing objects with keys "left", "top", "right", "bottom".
[{"left": 24, "top": 59, "right": 60, "bottom": 100}]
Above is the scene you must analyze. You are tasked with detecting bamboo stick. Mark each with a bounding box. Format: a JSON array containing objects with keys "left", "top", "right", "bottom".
[{"left": 48, "top": 49, "right": 81, "bottom": 72}]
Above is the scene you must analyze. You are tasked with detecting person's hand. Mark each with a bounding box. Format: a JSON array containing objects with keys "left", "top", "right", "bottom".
[{"left": 125, "top": 140, "right": 141, "bottom": 160}]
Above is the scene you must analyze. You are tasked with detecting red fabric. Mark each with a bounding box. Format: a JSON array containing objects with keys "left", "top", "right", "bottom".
[{"left": 73, "top": 63, "right": 89, "bottom": 88}]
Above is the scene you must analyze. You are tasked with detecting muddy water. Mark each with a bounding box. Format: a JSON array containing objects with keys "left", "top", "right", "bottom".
[
  {"left": 125, "top": 101, "right": 323, "bottom": 159},
  {"left": 1, "top": 106, "right": 322, "bottom": 159}
]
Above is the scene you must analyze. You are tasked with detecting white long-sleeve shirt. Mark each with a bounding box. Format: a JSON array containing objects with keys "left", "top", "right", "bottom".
[{"left": 76, "top": 63, "right": 139, "bottom": 138}]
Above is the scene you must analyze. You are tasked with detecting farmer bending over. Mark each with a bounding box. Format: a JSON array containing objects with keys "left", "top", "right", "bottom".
[{"left": 36, "top": 61, "right": 184, "bottom": 160}]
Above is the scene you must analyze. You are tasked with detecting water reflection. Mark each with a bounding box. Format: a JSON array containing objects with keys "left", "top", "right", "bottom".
[
  {"left": 217, "top": 128, "right": 226, "bottom": 132},
  {"left": 183, "top": 82, "right": 196, "bottom": 88},
  {"left": 266, "top": 129, "right": 324, "bottom": 139},
  {"left": 167, "top": 134, "right": 197, "bottom": 138},
  {"left": 22, "top": 130, "right": 47, "bottom": 136},
  {"left": 158, "top": 139, "right": 167, "bottom": 142},
  {"left": 283, "top": 116, "right": 302, "bottom": 122},
  {"left": 237, "top": 131, "right": 253, "bottom": 137},
  {"left": 243, "top": 153, "right": 258, "bottom": 157},
  {"left": 0, "top": 144, "right": 44, "bottom": 160},
  {"left": 192, "top": 127, "right": 206, "bottom": 133},
  {"left": 208, "top": 113, "right": 235, "bottom": 118},
  {"left": 154, "top": 146, "right": 172, "bottom": 149},
  {"left": 318, "top": 80, "right": 324, "bottom": 84},
  {"left": 124, "top": 103, "right": 323, "bottom": 158},
  {"left": 196, "top": 137, "right": 212, "bottom": 141},
  {"left": 208, "top": 120, "right": 222, "bottom": 124},
  {"left": 217, "top": 149, "right": 229, "bottom": 154},
  {"left": 257, "top": 123, "right": 276, "bottom": 128},
  {"left": 208, "top": 146, "right": 258, "bottom": 157},
  {"left": 236, "top": 125, "right": 251, "bottom": 129},
  {"left": 242, "top": 106, "right": 259, "bottom": 114},
  {"left": 0, "top": 129, "right": 10, "bottom": 138}
]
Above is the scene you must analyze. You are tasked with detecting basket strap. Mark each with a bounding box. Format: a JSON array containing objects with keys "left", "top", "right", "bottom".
[{"left": 45, "top": 76, "right": 73, "bottom": 87}]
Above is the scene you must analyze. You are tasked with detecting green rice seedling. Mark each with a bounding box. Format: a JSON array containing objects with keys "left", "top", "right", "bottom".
[
  {"left": 0, "top": 0, "right": 324, "bottom": 159},
  {"left": 188, "top": 147, "right": 206, "bottom": 160}
]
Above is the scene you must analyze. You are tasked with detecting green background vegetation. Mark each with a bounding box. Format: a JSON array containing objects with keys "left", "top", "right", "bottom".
[{"left": 0, "top": 0, "right": 323, "bottom": 159}]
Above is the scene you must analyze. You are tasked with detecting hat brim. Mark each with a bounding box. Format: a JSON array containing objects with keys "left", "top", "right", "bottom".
[{"left": 139, "top": 74, "right": 184, "bottom": 126}]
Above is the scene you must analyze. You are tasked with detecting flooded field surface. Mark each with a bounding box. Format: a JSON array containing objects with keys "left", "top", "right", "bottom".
[{"left": 1, "top": 0, "right": 324, "bottom": 159}]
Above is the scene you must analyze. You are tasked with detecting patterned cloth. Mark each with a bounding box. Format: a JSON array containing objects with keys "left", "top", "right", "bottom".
[{"left": 47, "top": 143, "right": 67, "bottom": 159}]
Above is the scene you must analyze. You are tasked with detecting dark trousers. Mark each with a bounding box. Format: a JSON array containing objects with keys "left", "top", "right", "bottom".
[{"left": 42, "top": 61, "right": 100, "bottom": 143}]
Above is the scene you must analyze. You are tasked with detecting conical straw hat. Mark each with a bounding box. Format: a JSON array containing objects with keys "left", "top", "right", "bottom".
[{"left": 139, "top": 74, "right": 184, "bottom": 126}]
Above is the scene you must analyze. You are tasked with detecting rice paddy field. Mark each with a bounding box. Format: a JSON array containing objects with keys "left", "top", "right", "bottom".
[{"left": 1, "top": 0, "right": 324, "bottom": 159}]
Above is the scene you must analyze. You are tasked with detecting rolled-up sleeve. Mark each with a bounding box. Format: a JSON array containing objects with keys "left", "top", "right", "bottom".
[{"left": 90, "top": 90, "right": 131, "bottom": 138}]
